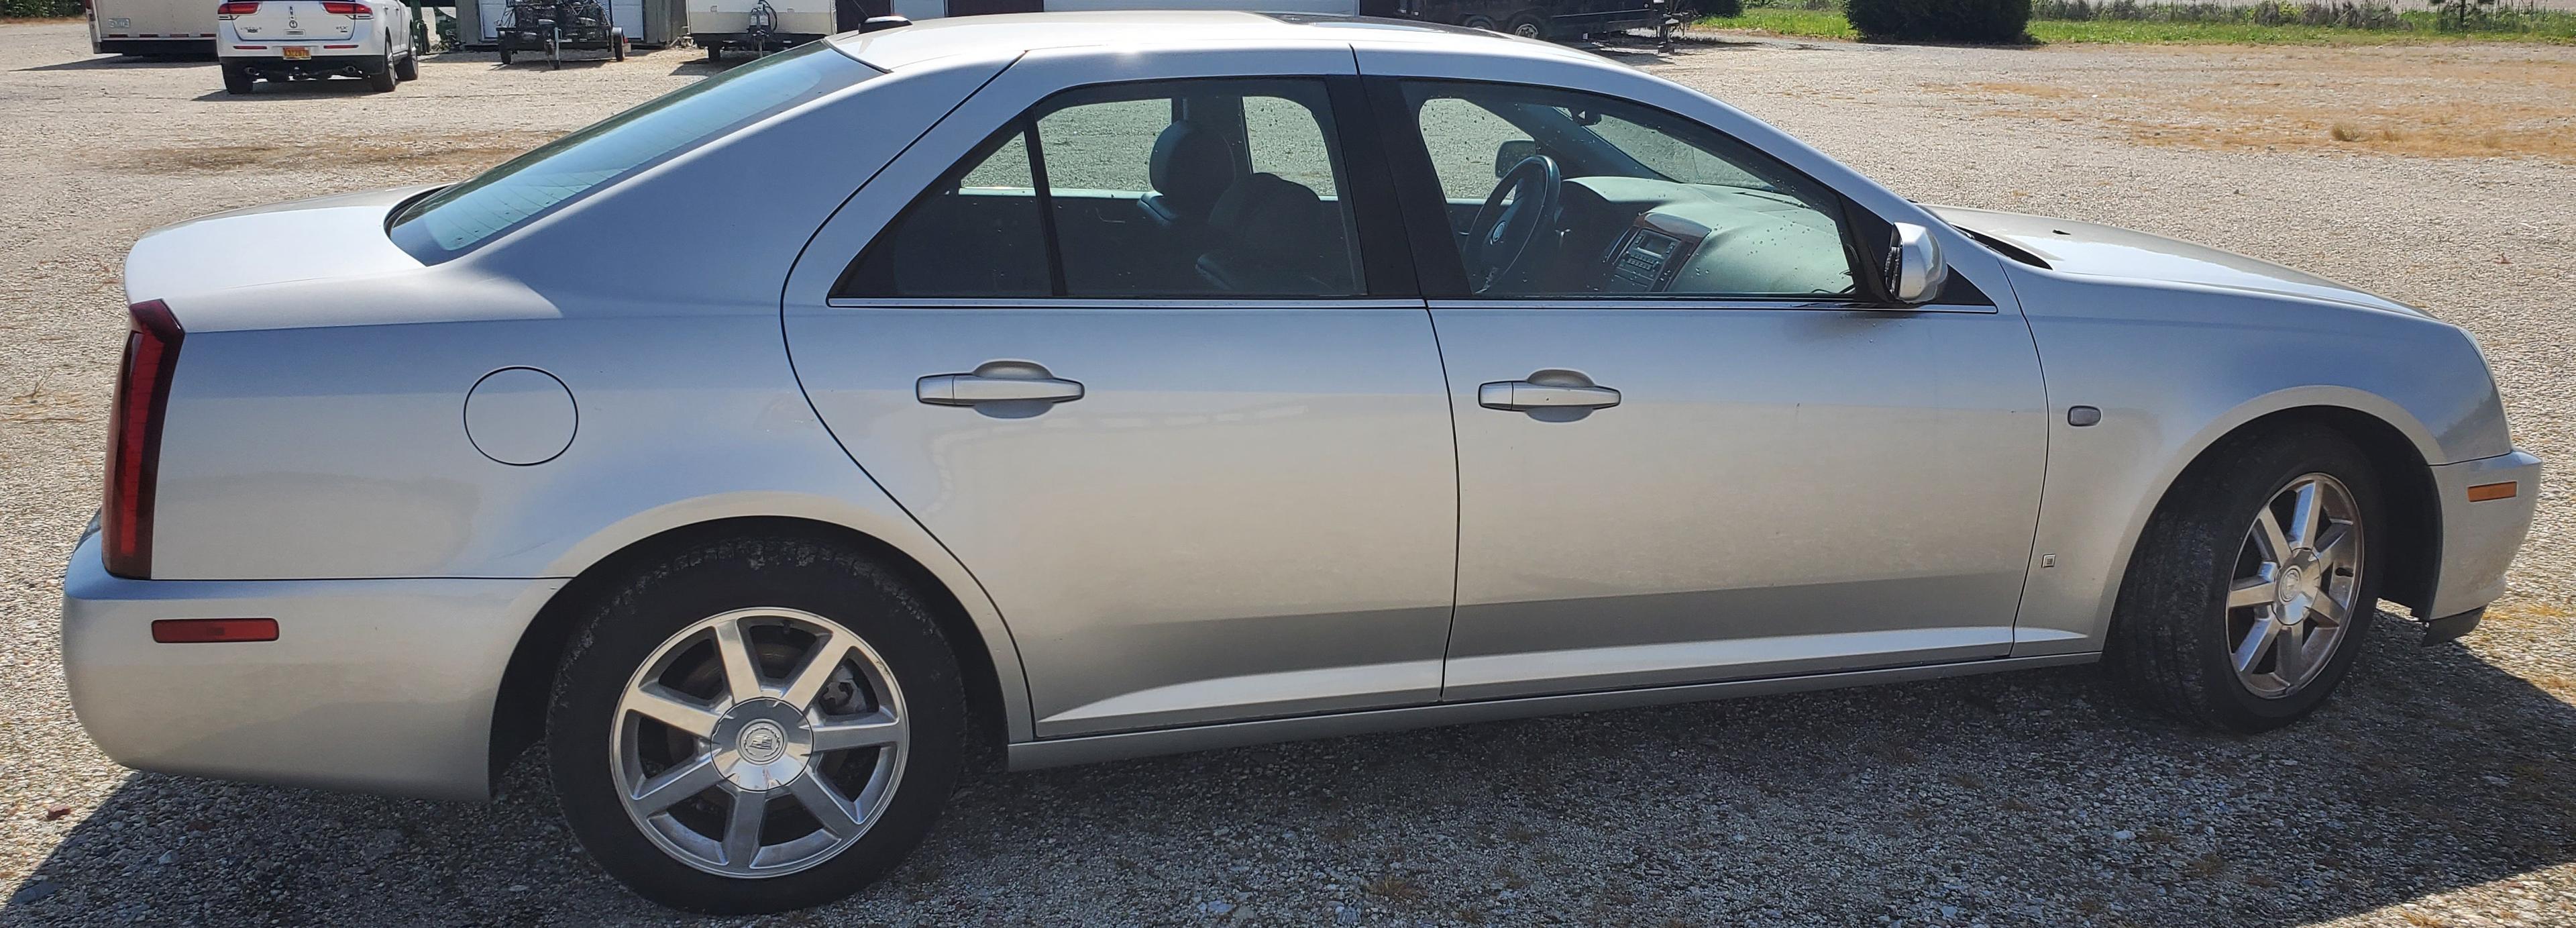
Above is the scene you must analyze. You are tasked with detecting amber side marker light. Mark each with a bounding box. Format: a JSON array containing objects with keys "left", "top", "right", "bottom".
[
  {"left": 2466, "top": 482, "right": 2518, "bottom": 503},
  {"left": 150, "top": 618, "right": 278, "bottom": 643}
]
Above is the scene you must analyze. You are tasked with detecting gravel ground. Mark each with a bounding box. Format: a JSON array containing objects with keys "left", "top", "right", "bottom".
[{"left": 5, "top": 23, "right": 2576, "bottom": 927}]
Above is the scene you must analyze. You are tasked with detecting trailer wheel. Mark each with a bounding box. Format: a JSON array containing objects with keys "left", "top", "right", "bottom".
[
  {"left": 1508, "top": 13, "right": 1546, "bottom": 38},
  {"left": 1460, "top": 14, "right": 1496, "bottom": 29},
  {"left": 612, "top": 27, "right": 627, "bottom": 61},
  {"left": 500, "top": 45, "right": 514, "bottom": 64}
]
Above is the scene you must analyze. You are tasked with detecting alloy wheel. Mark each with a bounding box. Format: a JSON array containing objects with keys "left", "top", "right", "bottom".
[
  {"left": 2224, "top": 473, "right": 2365, "bottom": 699},
  {"left": 610, "top": 607, "right": 908, "bottom": 877}
]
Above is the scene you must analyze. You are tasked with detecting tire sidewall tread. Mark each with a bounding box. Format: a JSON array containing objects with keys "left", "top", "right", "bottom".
[{"left": 2108, "top": 424, "right": 2385, "bottom": 733}]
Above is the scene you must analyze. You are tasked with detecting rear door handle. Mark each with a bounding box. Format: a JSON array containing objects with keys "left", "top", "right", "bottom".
[
  {"left": 917, "top": 372, "right": 1085, "bottom": 407},
  {"left": 1478, "top": 380, "right": 1621, "bottom": 411}
]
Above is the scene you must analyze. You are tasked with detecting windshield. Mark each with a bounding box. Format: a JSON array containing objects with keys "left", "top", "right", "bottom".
[{"left": 388, "top": 42, "right": 871, "bottom": 263}]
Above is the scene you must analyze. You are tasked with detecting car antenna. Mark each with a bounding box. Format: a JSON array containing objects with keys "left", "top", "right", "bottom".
[{"left": 860, "top": 15, "right": 910, "bottom": 32}]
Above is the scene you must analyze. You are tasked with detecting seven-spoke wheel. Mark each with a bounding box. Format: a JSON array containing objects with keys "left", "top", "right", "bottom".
[
  {"left": 548, "top": 534, "right": 964, "bottom": 914},
  {"left": 612, "top": 607, "right": 909, "bottom": 877},
  {"left": 2223, "top": 473, "right": 2364, "bottom": 699}
]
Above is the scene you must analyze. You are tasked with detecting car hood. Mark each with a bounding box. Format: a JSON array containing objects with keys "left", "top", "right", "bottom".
[
  {"left": 1925, "top": 205, "right": 2425, "bottom": 317},
  {"left": 125, "top": 186, "right": 435, "bottom": 311}
]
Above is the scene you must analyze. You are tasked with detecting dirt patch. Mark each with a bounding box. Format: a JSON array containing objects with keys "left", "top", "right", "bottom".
[
  {"left": 111, "top": 130, "right": 558, "bottom": 174},
  {"left": 1931, "top": 46, "right": 2576, "bottom": 162}
]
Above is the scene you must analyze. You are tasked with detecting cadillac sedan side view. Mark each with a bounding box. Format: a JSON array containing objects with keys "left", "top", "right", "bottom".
[{"left": 62, "top": 13, "right": 2539, "bottom": 913}]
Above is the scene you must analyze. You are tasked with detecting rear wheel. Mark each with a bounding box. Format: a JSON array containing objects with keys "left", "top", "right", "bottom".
[
  {"left": 2108, "top": 425, "right": 2383, "bottom": 733},
  {"left": 611, "top": 28, "right": 627, "bottom": 61},
  {"left": 365, "top": 56, "right": 398, "bottom": 91},
  {"left": 1508, "top": 13, "right": 1547, "bottom": 38},
  {"left": 221, "top": 62, "right": 254, "bottom": 95},
  {"left": 547, "top": 534, "right": 966, "bottom": 914},
  {"left": 1460, "top": 13, "right": 1497, "bottom": 29},
  {"left": 499, "top": 45, "right": 514, "bottom": 65},
  {"left": 394, "top": 50, "right": 419, "bottom": 81}
]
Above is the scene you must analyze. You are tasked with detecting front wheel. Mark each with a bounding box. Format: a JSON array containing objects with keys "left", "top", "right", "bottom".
[
  {"left": 2108, "top": 425, "right": 2383, "bottom": 733},
  {"left": 547, "top": 534, "right": 966, "bottom": 913}
]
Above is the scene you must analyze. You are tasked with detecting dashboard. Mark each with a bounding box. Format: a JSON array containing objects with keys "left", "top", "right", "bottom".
[{"left": 1524, "top": 176, "right": 1858, "bottom": 299}]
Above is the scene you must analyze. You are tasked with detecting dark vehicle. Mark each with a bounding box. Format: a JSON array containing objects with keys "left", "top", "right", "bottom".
[
  {"left": 497, "top": 0, "right": 628, "bottom": 68},
  {"left": 1370, "top": 0, "right": 1672, "bottom": 39}
]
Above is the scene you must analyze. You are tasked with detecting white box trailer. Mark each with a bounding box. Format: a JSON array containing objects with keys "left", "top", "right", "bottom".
[
  {"left": 88, "top": 0, "right": 219, "bottom": 56},
  {"left": 456, "top": 0, "right": 686, "bottom": 46}
]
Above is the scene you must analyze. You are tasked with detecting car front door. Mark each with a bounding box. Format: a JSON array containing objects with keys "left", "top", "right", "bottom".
[
  {"left": 784, "top": 48, "right": 1460, "bottom": 738},
  {"left": 1358, "top": 60, "right": 2051, "bottom": 702}
]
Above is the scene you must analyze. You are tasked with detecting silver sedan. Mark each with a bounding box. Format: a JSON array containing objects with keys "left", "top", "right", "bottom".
[{"left": 60, "top": 11, "right": 2540, "bottom": 913}]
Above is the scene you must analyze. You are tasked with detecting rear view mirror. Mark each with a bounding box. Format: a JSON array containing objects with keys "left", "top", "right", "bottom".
[
  {"left": 1883, "top": 222, "right": 1948, "bottom": 304},
  {"left": 1494, "top": 140, "right": 1538, "bottom": 178}
]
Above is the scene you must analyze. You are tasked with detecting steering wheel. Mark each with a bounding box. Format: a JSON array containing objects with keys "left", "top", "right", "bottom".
[{"left": 1464, "top": 154, "right": 1563, "bottom": 293}]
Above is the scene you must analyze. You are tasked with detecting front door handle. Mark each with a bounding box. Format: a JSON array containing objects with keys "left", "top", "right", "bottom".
[
  {"left": 1478, "top": 380, "right": 1620, "bottom": 411},
  {"left": 917, "top": 371, "right": 1085, "bottom": 407}
]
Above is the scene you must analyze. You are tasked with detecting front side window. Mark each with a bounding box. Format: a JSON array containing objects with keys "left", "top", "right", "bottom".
[
  {"left": 839, "top": 78, "right": 1363, "bottom": 300},
  {"left": 1399, "top": 81, "right": 1858, "bottom": 300},
  {"left": 390, "top": 42, "right": 866, "bottom": 263}
]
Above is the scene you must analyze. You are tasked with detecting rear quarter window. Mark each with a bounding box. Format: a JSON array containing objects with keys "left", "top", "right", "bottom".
[{"left": 388, "top": 42, "right": 873, "bottom": 263}]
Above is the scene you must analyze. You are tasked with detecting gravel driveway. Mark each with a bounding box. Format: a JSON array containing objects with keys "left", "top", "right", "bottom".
[{"left": 4, "top": 23, "right": 2574, "bottom": 927}]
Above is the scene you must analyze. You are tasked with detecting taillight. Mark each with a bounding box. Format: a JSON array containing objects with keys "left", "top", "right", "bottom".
[
  {"left": 215, "top": 0, "right": 256, "bottom": 16},
  {"left": 321, "top": 1, "right": 371, "bottom": 16},
  {"left": 104, "top": 300, "right": 182, "bottom": 580}
]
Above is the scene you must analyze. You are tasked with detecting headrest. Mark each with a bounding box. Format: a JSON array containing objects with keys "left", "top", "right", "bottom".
[{"left": 1148, "top": 120, "right": 1236, "bottom": 223}]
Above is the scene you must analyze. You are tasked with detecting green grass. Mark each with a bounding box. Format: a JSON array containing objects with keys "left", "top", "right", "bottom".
[
  {"left": 1712, "top": 7, "right": 1862, "bottom": 39},
  {"left": 1696, "top": 9, "right": 2576, "bottom": 43}
]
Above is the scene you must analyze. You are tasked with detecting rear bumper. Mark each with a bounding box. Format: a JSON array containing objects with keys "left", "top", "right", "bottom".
[
  {"left": 60, "top": 531, "right": 559, "bottom": 801},
  {"left": 2425, "top": 449, "right": 2542, "bottom": 619},
  {"left": 221, "top": 50, "right": 388, "bottom": 78}
]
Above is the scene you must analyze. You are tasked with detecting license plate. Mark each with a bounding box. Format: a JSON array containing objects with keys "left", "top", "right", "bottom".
[{"left": 281, "top": 46, "right": 311, "bottom": 59}]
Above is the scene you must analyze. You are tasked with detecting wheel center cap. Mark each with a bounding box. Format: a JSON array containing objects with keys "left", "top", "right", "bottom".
[
  {"left": 738, "top": 720, "right": 787, "bottom": 765},
  {"left": 2278, "top": 566, "right": 2303, "bottom": 602},
  {"left": 712, "top": 699, "right": 812, "bottom": 790}
]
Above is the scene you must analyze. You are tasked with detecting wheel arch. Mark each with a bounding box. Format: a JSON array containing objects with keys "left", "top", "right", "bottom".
[
  {"left": 486, "top": 513, "right": 1025, "bottom": 792},
  {"left": 2132, "top": 397, "right": 2443, "bottom": 619}
]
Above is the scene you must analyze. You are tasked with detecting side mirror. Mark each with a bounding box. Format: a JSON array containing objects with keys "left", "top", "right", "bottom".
[
  {"left": 1494, "top": 140, "right": 1538, "bottom": 178},
  {"left": 1883, "top": 222, "right": 1948, "bottom": 304}
]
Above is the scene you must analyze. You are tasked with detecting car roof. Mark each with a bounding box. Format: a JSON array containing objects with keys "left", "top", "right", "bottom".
[{"left": 827, "top": 11, "right": 1593, "bottom": 70}]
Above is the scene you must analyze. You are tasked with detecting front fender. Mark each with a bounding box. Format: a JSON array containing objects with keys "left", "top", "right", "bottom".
[{"left": 2002, "top": 268, "right": 2510, "bottom": 653}]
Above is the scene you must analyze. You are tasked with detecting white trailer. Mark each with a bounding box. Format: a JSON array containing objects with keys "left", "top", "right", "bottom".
[{"left": 87, "top": 0, "right": 219, "bottom": 56}]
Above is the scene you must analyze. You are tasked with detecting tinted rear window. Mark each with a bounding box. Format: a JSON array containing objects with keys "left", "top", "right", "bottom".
[{"left": 388, "top": 42, "right": 871, "bottom": 263}]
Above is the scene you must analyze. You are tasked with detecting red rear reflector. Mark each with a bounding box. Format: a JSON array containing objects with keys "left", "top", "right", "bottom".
[
  {"left": 2467, "top": 482, "right": 2518, "bottom": 503},
  {"left": 215, "top": 1, "right": 258, "bottom": 13},
  {"left": 151, "top": 618, "right": 278, "bottom": 643},
  {"left": 323, "top": 43, "right": 357, "bottom": 48},
  {"left": 319, "top": 1, "right": 370, "bottom": 15},
  {"left": 104, "top": 299, "right": 182, "bottom": 580}
]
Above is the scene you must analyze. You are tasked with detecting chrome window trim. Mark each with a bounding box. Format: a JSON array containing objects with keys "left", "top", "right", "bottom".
[
  {"left": 822, "top": 297, "right": 1432, "bottom": 310},
  {"left": 1426, "top": 298, "right": 1999, "bottom": 315}
]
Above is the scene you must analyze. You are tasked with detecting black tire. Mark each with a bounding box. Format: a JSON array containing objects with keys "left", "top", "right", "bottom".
[
  {"left": 1508, "top": 13, "right": 1548, "bottom": 39},
  {"left": 2106, "top": 424, "right": 2385, "bottom": 733},
  {"left": 221, "top": 62, "right": 254, "bottom": 95},
  {"left": 547, "top": 533, "right": 967, "bottom": 914},
  {"left": 547, "top": 30, "right": 561, "bottom": 70},
  {"left": 394, "top": 50, "right": 419, "bottom": 81},
  {"left": 611, "top": 28, "right": 627, "bottom": 61},
  {"left": 1460, "top": 13, "right": 1497, "bottom": 29},
  {"left": 366, "top": 56, "right": 398, "bottom": 91},
  {"left": 499, "top": 46, "right": 514, "bottom": 65}
]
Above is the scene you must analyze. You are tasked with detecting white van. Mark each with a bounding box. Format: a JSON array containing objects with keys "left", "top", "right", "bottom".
[{"left": 88, "top": 0, "right": 219, "bottom": 56}]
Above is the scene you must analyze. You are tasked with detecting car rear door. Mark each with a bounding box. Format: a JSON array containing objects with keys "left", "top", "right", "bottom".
[
  {"left": 1356, "top": 50, "right": 2050, "bottom": 701},
  {"left": 783, "top": 46, "right": 1460, "bottom": 739}
]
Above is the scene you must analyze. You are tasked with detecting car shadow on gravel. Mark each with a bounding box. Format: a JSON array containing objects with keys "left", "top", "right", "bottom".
[
  {"left": 8, "top": 617, "right": 2573, "bottom": 925},
  {"left": 17, "top": 55, "right": 211, "bottom": 72}
]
